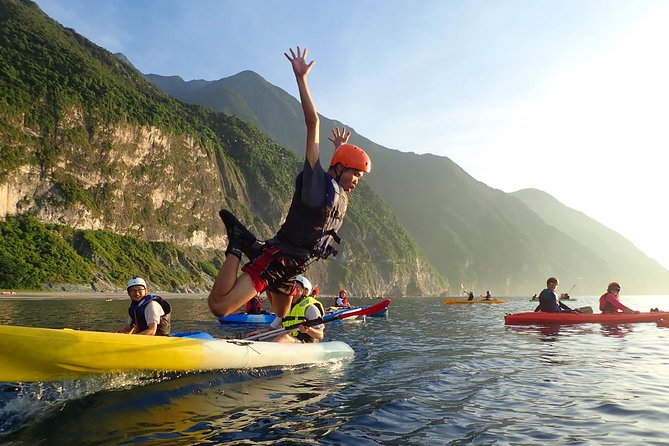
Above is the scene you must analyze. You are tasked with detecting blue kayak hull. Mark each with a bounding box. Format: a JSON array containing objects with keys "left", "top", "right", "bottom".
[{"left": 218, "top": 313, "right": 276, "bottom": 324}]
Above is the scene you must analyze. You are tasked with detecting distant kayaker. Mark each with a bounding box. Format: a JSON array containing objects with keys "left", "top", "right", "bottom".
[
  {"left": 207, "top": 46, "right": 371, "bottom": 319},
  {"left": 484, "top": 291, "right": 492, "bottom": 300},
  {"left": 599, "top": 282, "right": 639, "bottom": 314},
  {"left": 534, "top": 277, "right": 578, "bottom": 313},
  {"left": 119, "top": 277, "right": 171, "bottom": 336},
  {"left": 467, "top": 291, "right": 475, "bottom": 301},
  {"left": 264, "top": 275, "right": 325, "bottom": 343},
  {"left": 245, "top": 293, "right": 268, "bottom": 315},
  {"left": 336, "top": 289, "right": 353, "bottom": 308}
]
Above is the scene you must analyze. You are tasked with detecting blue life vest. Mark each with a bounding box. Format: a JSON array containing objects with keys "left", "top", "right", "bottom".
[{"left": 128, "top": 295, "right": 171, "bottom": 335}]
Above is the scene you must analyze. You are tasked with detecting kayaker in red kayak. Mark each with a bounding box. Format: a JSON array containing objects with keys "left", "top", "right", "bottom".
[
  {"left": 599, "top": 282, "right": 639, "bottom": 314},
  {"left": 534, "top": 277, "right": 579, "bottom": 313}
]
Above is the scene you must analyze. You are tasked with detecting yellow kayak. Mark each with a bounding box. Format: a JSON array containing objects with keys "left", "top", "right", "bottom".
[
  {"left": 0, "top": 325, "right": 354, "bottom": 382},
  {"left": 443, "top": 299, "right": 507, "bottom": 304}
]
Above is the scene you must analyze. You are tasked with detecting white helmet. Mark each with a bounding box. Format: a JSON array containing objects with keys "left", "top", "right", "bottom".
[
  {"left": 294, "top": 275, "right": 312, "bottom": 296},
  {"left": 126, "top": 277, "right": 147, "bottom": 289}
]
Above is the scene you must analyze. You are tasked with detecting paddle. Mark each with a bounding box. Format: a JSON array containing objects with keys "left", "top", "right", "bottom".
[
  {"left": 244, "top": 299, "right": 391, "bottom": 341},
  {"left": 577, "top": 306, "right": 593, "bottom": 314}
]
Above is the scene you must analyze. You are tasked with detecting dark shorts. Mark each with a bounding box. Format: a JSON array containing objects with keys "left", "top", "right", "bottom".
[{"left": 242, "top": 246, "right": 305, "bottom": 296}]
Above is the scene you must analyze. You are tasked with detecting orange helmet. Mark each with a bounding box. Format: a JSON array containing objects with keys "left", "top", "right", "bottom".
[
  {"left": 330, "top": 144, "right": 371, "bottom": 173},
  {"left": 312, "top": 287, "right": 320, "bottom": 296}
]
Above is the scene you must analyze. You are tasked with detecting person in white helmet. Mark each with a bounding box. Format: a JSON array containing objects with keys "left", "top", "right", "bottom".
[
  {"left": 268, "top": 275, "right": 325, "bottom": 343},
  {"left": 118, "top": 277, "right": 171, "bottom": 336}
]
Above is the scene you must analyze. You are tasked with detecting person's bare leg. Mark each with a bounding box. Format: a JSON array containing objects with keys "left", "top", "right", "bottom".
[
  {"left": 267, "top": 291, "right": 292, "bottom": 317},
  {"left": 273, "top": 332, "right": 299, "bottom": 343},
  {"left": 208, "top": 255, "right": 257, "bottom": 317}
]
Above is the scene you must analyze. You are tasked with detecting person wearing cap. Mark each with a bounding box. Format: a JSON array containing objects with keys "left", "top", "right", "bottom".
[
  {"left": 207, "top": 46, "right": 372, "bottom": 320},
  {"left": 119, "top": 277, "right": 172, "bottom": 336},
  {"left": 599, "top": 282, "right": 639, "bottom": 314},
  {"left": 534, "top": 277, "right": 579, "bottom": 313},
  {"left": 249, "top": 275, "right": 325, "bottom": 343}
]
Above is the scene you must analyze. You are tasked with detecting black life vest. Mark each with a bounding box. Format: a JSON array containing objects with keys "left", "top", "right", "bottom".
[
  {"left": 274, "top": 171, "right": 347, "bottom": 260},
  {"left": 128, "top": 295, "right": 171, "bottom": 336}
]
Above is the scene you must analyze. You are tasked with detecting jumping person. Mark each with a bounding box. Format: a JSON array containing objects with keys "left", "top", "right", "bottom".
[
  {"left": 119, "top": 277, "right": 171, "bottom": 336},
  {"left": 207, "top": 47, "right": 371, "bottom": 318}
]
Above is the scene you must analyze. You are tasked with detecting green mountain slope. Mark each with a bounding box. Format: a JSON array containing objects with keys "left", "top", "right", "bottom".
[
  {"left": 147, "top": 69, "right": 669, "bottom": 295},
  {"left": 513, "top": 188, "right": 669, "bottom": 294},
  {"left": 0, "top": 0, "right": 444, "bottom": 295}
]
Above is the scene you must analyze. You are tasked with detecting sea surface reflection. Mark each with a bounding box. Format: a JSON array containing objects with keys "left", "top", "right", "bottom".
[{"left": 1, "top": 294, "right": 669, "bottom": 445}]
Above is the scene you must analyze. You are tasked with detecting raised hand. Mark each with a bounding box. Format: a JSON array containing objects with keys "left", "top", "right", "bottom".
[
  {"left": 328, "top": 127, "right": 351, "bottom": 148},
  {"left": 284, "top": 47, "right": 314, "bottom": 79}
]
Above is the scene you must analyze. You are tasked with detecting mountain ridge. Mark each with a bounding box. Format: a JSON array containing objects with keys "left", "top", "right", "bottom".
[{"left": 146, "top": 71, "right": 669, "bottom": 294}]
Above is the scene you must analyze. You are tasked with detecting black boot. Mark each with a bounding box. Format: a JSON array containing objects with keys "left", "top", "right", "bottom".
[{"left": 219, "top": 209, "right": 259, "bottom": 260}]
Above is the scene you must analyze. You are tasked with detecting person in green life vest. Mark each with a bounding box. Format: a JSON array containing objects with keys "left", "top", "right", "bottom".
[
  {"left": 272, "top": 275, "right": 325, "bottom": 343},
  {"left": 118, "top": 277, "right": 171, "bottom": 336}
]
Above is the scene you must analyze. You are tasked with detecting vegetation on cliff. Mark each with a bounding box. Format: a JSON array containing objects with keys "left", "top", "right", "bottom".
[
  {"left": 0, "top": 0, "right": 445, "bottom": 295},
  {"left": 0, "top": 215, "right": 223, "bottom": 291}
]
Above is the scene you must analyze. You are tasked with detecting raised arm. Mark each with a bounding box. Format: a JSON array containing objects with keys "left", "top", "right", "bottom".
[{"left": 285, "top": 47, "right": 319, "bottom": 167}]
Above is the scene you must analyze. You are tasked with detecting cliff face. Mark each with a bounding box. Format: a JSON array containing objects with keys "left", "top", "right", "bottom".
[
  {"left": 0, "top": 0, "right": 445, "bottom": 296},
  {"left": 3, "top": 113, "right": 228, "bottom": 250}
]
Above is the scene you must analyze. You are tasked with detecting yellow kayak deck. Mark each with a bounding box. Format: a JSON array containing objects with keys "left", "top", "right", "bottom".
[{"left": 0, "top": 325, "right": 354, "bottom": 382}]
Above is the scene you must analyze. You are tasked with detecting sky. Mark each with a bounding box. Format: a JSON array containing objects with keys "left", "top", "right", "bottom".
[{"left": 35, "top": 0, "right": 669, "bottom": 269}]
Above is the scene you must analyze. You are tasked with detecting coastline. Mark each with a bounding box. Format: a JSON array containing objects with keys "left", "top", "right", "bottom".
[{"left": 0, "top": 291, "right": 209, "bottom": 300}]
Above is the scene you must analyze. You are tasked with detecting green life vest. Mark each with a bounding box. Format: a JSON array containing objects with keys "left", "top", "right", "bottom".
[{"left": 282, "top": 296, "right": 325, "bottom": 337}]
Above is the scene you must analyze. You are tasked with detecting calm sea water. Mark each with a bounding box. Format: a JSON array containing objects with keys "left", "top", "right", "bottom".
[{"left": 1, "top": 294, "right": 669, "bottom": 445}]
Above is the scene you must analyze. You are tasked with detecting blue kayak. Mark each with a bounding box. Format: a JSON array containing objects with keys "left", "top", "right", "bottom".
[{"left": 218, "top": 313, "right": 276, "bottom": 324}]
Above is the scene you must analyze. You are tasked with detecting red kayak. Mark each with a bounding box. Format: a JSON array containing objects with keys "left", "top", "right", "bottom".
[{"left": 505, "top": 311, "right": 668, "bottom": 325}]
